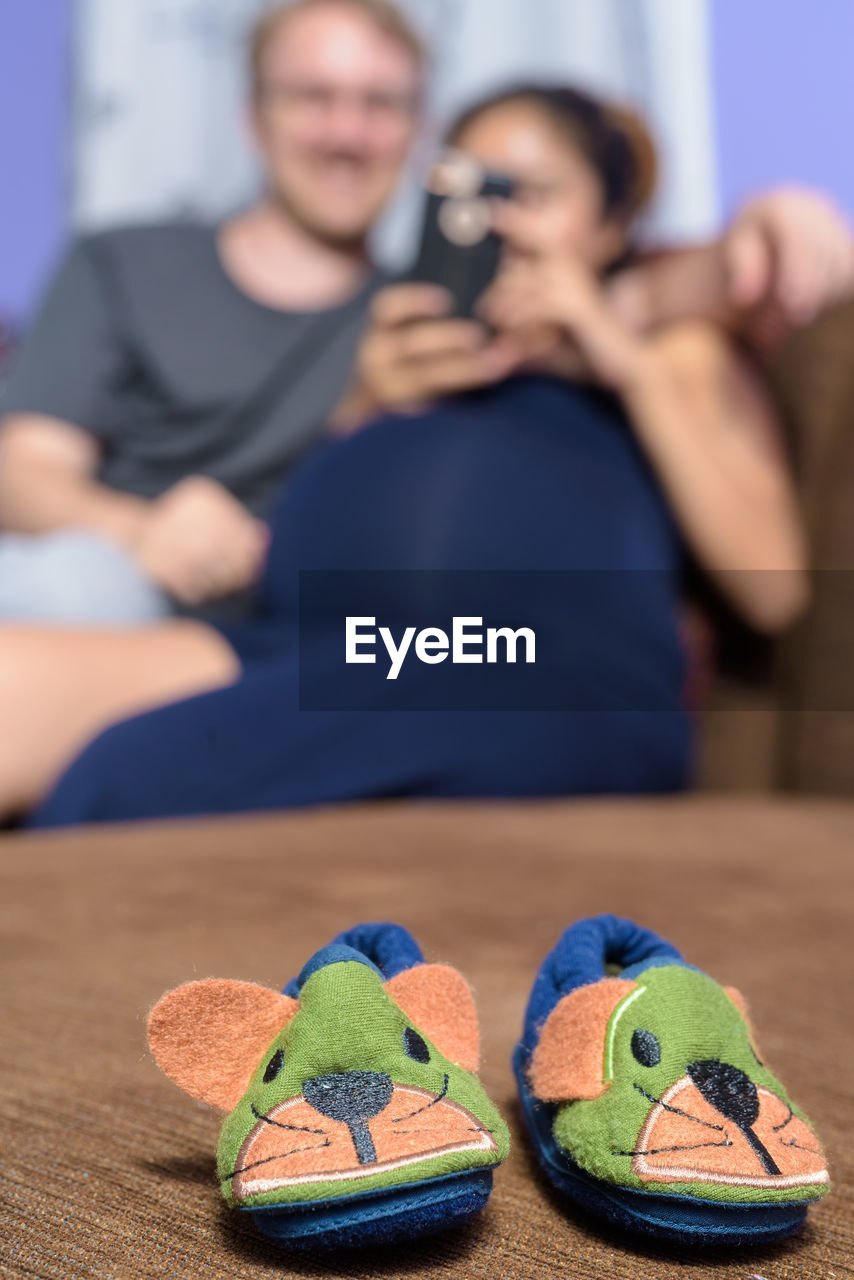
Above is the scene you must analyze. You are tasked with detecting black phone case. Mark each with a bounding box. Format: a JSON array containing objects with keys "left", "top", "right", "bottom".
[{"left": 408, "top": 174, "right": 512, "bottom": 318}]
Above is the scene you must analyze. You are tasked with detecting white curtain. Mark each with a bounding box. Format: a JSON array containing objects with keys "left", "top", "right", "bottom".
[{"left": 73, "top": 0, "right": 719, "bottom": 261}]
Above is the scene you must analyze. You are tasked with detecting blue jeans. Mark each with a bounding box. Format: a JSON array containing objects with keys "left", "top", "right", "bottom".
[{"left": 0, "top": 530, "right": 171, "bottom": 624}]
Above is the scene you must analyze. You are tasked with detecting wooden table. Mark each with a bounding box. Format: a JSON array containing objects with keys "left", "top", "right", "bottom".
[{"left": 1, "top": 797, "right": 851, "bottom": 1278}]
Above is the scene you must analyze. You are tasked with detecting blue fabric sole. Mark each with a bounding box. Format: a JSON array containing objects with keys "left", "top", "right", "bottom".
[
  {"left": 513, "top": 1045, "right": 809, "bottom": 1246},
  {"left": 243, "top": 1166, "right": 494, "bottom": 1249}
]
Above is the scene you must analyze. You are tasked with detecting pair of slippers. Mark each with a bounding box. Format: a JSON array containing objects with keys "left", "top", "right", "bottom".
[{"left": 148, "top": 916, "right": 829, "bottom": 1250}]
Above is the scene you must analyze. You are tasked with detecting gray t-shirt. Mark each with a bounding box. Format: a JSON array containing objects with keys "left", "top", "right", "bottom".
[{"left": 0, "top": 222, "right": 380, "bottom": 517}]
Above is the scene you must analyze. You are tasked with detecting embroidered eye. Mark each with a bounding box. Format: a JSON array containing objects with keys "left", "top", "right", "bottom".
[
  {"left": 403, "top": 1027, "right": 430, "bottom": 1063},
  {"left": 263, "top": 1047, "right": 285, "bottom": 1083},
  {"left": 631, "top": 1028, "right": 661, "bottom": 1067}
]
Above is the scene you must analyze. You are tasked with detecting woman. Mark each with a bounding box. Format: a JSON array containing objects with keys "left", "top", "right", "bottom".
[{"left": 2, "top": 86, "right": 806, "bottom": 825}]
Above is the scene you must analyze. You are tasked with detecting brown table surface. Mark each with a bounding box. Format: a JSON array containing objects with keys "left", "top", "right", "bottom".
[{"left": 1, "top": 796, "right": 852, "bottom": 1279}]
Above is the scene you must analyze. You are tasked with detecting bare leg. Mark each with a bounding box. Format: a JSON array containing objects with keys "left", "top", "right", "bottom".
[{"left": 0, "top": 620, "right": 239, "bottom": 818}]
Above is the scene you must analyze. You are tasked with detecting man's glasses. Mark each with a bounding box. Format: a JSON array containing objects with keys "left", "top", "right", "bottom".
[{"left": 256, "top": 81, "right": 418, "bottom": 124}]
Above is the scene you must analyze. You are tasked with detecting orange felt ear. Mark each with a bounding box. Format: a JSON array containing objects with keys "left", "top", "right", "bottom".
[
  {"left": 147, "top": 979, "right": 299, "bottom": 1112},
  {"left": 725, "top": 984, "right": 763, "bottom": 1056},
  {"left": 725, "top": 985, "right": 750, "bottom": 1021},
  {"left": 529, "top": 978, "right": 638, "bottom": 1103},
  {"left": 385, "top": 964, "right": 480, "bottom": 1073}
]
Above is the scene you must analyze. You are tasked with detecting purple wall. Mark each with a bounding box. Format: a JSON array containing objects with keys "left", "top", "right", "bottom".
[
  {"left": 711, "top": 0, "right": 854, "bottom": 220},
  {"left": 0, "top": 0, "right": 72, "bottom": 327}
]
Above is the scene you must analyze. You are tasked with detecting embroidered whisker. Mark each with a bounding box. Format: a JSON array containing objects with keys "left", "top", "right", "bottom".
[
  {"left": 771, "top": 1106, "right": 794, "bottom": 1133},
  {"left": 250, "top": 1104, "right": 327, "bottom": 1135},
  {"left": 392, "top": 1074, "right": 450, "bottom": 1123},
  {"left": 633, "top": 1082, "right": 725, "bottom": 1131},
  {"left": 780, "top": 1137, "right": 820, "bottom": 1155},
  {"left": 223, "top": 1139, "right": 332, "bottom": 1183},
  {"left": 615, "top": 1139, "right": 733, "bottom": 1157}
]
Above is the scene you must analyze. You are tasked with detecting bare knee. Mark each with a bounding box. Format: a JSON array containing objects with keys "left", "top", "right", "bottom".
[
  {"left": 0, "top": 621, "right": 240, "bottom": 820},
  {"left": 0, "top": 631, "right": 47, "bottom": 815}
]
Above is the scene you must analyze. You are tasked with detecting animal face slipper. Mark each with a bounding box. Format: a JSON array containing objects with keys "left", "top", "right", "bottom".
[
  {"left": 148, "top": 923, "right": 509, "bottom": 1248},
  {"left": 515, "top": 915, "right": 830, "bottom": 1245}
]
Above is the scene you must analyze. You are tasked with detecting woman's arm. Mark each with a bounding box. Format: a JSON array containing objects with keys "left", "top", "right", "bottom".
[
  {"left": 621, "top": 322, "right": 808, "bottom": 632},
  {"left": 482, "top": 257, "right": 808, "bottom": 632}
]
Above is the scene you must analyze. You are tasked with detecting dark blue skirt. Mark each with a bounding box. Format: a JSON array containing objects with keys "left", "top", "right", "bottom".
[{"left": 31, "top": 377, "right": 693, "bottom": 826}]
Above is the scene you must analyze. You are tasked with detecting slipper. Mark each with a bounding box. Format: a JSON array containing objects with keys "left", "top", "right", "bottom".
[
  {"left": 514, "top": 914, "right": 830, "bottom": 1245},
  {"left": 148, "top": 922, "right": 509, "bottom": 1248}
]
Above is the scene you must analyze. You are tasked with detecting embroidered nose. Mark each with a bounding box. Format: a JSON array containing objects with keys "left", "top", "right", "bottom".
[
  {"left": 686, "top": 1059, "right": 781, "bottom": 1175},
  {"left": 302, "top": 1071, "right": 393, "bottom": 1164},
  {"left": 687, "top": 1059, "right": 758, "bottom": 1127}
]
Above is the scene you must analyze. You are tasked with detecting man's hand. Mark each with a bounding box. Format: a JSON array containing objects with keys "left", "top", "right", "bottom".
[
  {"left": 332, "top": 283, "right": 522, "bottom": 430},
  {"left": 724, "top": 187, "right": 854, "bottom": 344},
  {"left": 132, "top": 476, "right": 269, "bottom": 606},
  {"left": 603, "top": 186, "right": 854, "bottom": 354}
]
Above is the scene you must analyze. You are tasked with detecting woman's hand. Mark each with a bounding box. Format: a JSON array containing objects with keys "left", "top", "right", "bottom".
[
  {"left": 330, "top": 283, "right": 522, "bottom": 432},
  {"left": 479, "top": 251, "right": 648, "bottom": 392},
  {"left": 475, "top": 194, "right": 647, "bottom": 390}
]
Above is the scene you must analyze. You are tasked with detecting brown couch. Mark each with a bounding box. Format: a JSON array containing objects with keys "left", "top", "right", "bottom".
[
  {"left": 698, "top": 298, "right": 854, "bottom": 793},
  {"left": 4, "top": 798, "right": 851, "bottom": 1278}
]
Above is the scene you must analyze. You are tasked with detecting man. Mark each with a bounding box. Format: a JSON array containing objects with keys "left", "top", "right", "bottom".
[
  {"left": 0, "top": 0, "right": 851, "bottom": 623},
  {"left": 0, "top": 0, "right": 423, "bottom": 621}
]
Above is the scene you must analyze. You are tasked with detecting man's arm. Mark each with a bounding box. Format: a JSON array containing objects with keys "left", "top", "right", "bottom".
[
  {"left": 608, "top": 187, "right": 854, "bottom": 347},
  {"left": 0, "top": 236, "right": 149, "bottom": 542},
  {"left": 0, "top": 236, "right": 268, "bottom": 605},
  {"left": 0, "top": 413, "right": 148, "bottom": 545},
  {"left": 606, "top": 245, "right": 732, "bottom": 336},
  {"left": 0, "top": 413, "right": 269, "bottom": 606}
]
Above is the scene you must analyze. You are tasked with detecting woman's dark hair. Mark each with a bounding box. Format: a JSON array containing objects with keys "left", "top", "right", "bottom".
[{"left": 446, "top": 83, "right": 657, "bottom": 221}]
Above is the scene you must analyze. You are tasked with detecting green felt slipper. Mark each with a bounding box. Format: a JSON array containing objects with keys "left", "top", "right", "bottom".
[
  {"left": 516, "top": 915, "right": 830, "bottom": 1245},
  {"left": 147, "top": 923, "right": 510, "bottom": 1248}
]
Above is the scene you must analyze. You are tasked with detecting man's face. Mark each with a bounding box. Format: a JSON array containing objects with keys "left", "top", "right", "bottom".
[{"left": 251, "top": 3, "right": 420, "bottom": 246}]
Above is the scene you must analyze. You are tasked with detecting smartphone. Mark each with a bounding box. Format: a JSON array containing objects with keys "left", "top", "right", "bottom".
[{"left": 407, "top": 149, "right": 514, "bottom": 319}]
